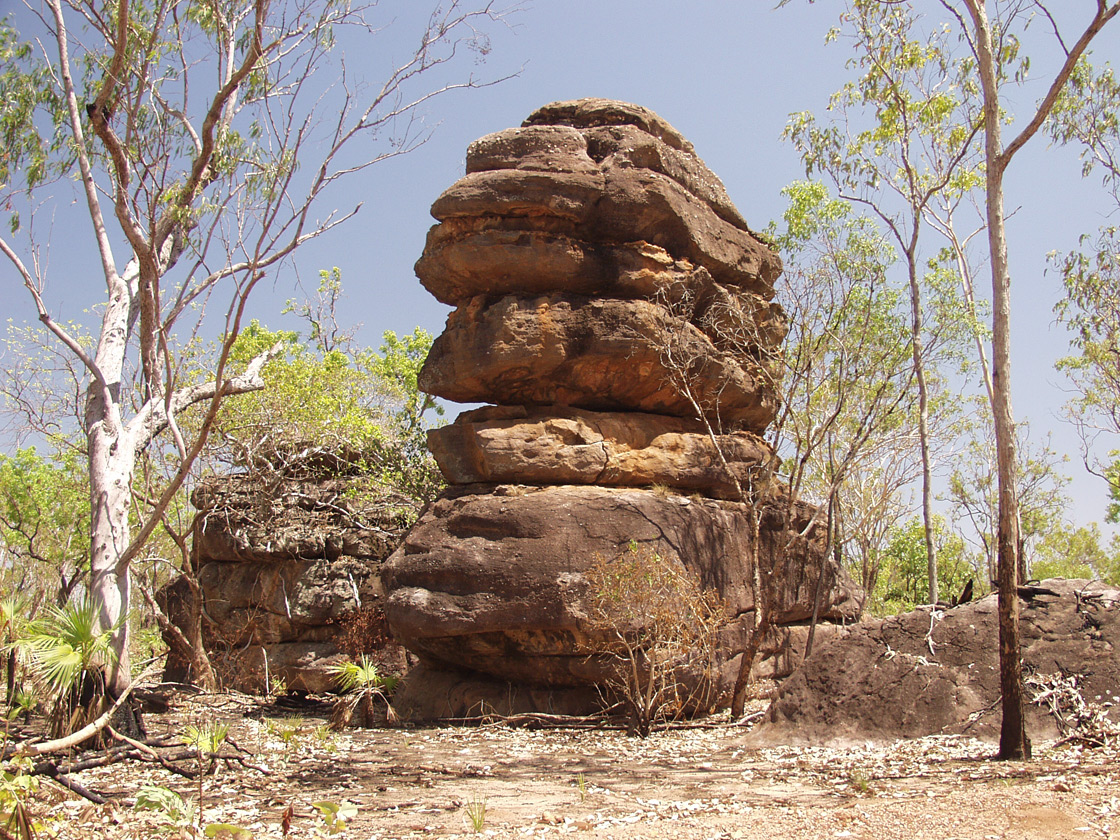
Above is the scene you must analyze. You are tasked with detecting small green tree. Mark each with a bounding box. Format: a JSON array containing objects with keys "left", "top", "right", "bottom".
[
  {"left": 1032, "top": 522, "right": 1120, "bottom": 583},
  {"left": 873, "top": 515, "right": 976, "bottom": 615},
  {"left": 785, "top": 0, "right": 984, "bottom": 606},
  {"left": 947, "top": 422, "right": 1071, "bottom": 586},
  {"left": 21, "top": 599, "right": 117, "bottom": 741},
  {"left": 1052, "top": 229, "right": 1120, "bottom": 522},
  {"left": 0, "top": 446, "right": 89, "bottom": 606}
]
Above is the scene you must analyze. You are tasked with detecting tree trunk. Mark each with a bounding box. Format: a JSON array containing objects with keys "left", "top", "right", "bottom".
[
  {"left": 153, "top": 572, "right": 218, "bottom": 690},
  {"left": 905, "top": 248, "right": 937, "bottom": 605},
  {"left": 803, "top": 493, "right": 838, "bottom": 660},
  {"left": 87, "top": 423, "right": 137, "bottom": 697},
  {"left": 84, "top": 260, "right": 140, "bottom": 698},
  {"left": 965, "top": 0, "right": 1028, "bottom": 761},
  {"left": 730, "top": 504, "right": 766, "bottom": 717}
]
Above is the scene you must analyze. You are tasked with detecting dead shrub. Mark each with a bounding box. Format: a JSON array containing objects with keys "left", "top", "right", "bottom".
[{"left": 583, "top": 541, "right": 727, "bottom": 736}]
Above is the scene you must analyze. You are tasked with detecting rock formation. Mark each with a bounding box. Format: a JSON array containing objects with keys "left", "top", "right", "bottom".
[
  {"left": 177, "top": 463, "right": 412, "bottom": 694},
  {"left": 382, "top": 99, "right": 864, "bottom": 719},
  {"left": 754, "top": 580, "right": 1120, "bottom": 743}
]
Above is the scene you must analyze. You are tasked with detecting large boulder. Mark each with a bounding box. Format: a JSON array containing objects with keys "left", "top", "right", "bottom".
[
  {"left": 755, "top": 579, "right": 1120, "bottom": 744},
  {"left": 382, "top": 99, "right": 864, "bottom": 718},
  {"left": 383, "top": 484, "right": 863, "bottom": 689},
  {"left": 420, "top": 294, "right": 779, "bottom": 430},
  {"left": 417, "top": 230, "right": 703, "bottom": 306},
  {"left": 429, "top": 167, "right": 778, "bottom": 294},
  {"left": 427, "top": 405, "right": 777, "bottom": 500}
]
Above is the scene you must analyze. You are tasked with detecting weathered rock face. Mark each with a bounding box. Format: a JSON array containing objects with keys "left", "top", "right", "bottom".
[
  {"left": 428, "top": 406, "right": 776, "bottom": 500},
  {"left": 386, "top": 485, "right": 861, "bottom": 685},
  {"left": 383, "top": 99, "right": 863, "bottom": 718},
  {"left": 421, "top": 295, "right": 779, "bottom": 430},
  {"left": 755, "top": 580, "right": 1120, "bottom": 744},
  {"left": 186, "top": 473, "right": 412, "bottom": 693}
]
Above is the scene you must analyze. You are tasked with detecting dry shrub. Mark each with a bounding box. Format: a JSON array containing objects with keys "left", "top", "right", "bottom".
[
  {"left": 1027, "top": 672, "right": 1120, "bottom": 747},
  {"left": 334, "top": 605, "right": 395, "bottom": 658},
  {"left": 584, "top": 541, "right": 727, "bottom": 736}
]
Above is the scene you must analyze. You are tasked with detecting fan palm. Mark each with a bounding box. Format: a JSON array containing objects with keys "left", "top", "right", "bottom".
[
  {"left": 22, "top": 598, "right": 117, "bottom": 739},
  {"left": 329, "top": 656, "right": 399, "bottom": 729}
]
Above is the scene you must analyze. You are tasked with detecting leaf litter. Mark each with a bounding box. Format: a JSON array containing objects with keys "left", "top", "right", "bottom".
[{"left": 24, "top": 691, "right": 1120, "bottom": 840}]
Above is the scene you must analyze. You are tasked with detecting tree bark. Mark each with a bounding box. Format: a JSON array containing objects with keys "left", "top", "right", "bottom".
[
  {"left": 905, "top": 247, "right": 937, "bottom": 605},
  {"left": 964, "top": 0, "right": 1027, "bottom": 760}
]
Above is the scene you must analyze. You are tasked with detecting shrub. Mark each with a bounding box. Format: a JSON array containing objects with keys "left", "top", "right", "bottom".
[{"left": 583, "top": 541, "right": 726, "bottom": 736}]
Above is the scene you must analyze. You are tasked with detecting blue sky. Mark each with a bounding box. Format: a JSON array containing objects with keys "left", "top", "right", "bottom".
[{"left": 3, "top": 0, "right": 1119, "bottom": 532}]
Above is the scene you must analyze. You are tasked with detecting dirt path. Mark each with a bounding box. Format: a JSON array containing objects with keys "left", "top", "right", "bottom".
[{"left": 33, "top": 693, "right": 1120, "bottom": 840}]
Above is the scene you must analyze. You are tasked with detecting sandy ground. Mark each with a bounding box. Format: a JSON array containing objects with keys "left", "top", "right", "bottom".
[{"left": 27, "top": 692, "right": 1120, "bottom": 840}]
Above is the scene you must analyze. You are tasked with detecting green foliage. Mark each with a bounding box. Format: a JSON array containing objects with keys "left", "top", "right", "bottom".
[
  {"left": 947, "top": 423, "right": 1072, "bottom": 583},
  {"left": 1032, "top": 522, "right": 1120, "bottom": 584},
  {"left": 872, "top": 515, "right": 975, "bottom": 614},
  {"left": 135, "top": 784, "right": 193, "bottom": 828},
  {"left": 769, "top": 181, "right": 917, "bottom": 506},
  {"left": 1052, "top": 227, "right": 1120, "bottom": 519},
  {"left": 1047, "top": 57, "right": 1120, "bottom": 182},
  {"left": 311, "top": 800, "right": 356, "bottom": 836},
  {"left": 464, "top": 797, "right": 486, "bottom": 833},
  {"left": 330, "top": 655, "right": 397, "bottom": 694},
  {"left": 216, "top": 321, "right": 386, "bottom": 470},
  {"left": 210, "top": 310, "right": 445, "bottom": 521},
  {"left": 786, "top": 1, "right": 982, "bottom": 203},
  {"left": 181, "top": 721, "right": 230, "bottom": 757},
  {"left": 283, "top": 268, "right": 357, "bottom": 354},
  {"left": 0, "top": 20, "right": 68, "bottom": 208},
  {"left": 0, "top": 446, "right": 90, "bottom": 601},
  {"left": 0, "top": 594, "right": 28, "bottom": 653},
  {"left": 21, "top": 598, "right": 117, "bottom": 738},
  {"left": 1107, "top": 458, "right": 1120, "bottom": 526},
  {"left": 373, "top": 328, "right": 443, "bottom": 433},
  {"left": 204, "top": 823, "right": 253, "bottom": 839},
  {"left": 0, "top": 757, "right": 43, "bottom": 840},
  {"left": 329, "top": 655, "right": 400, "bottom": 729}
]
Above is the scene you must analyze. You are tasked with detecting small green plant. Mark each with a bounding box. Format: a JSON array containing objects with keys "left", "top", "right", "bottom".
[
  {"left": 0, "top": 758, "right": 42, "bottom": 840},
  {"left": 464, "top": 797, "right": 486, "bottom": 833},
  {"left": 0, "top": 595, "right": 29, "bottom": 708},
  {"left": 131, "top": 627, "right": 167, "bottom": 676},
  {"left": 181, "top": 721, "right": 230, "bottom": 830},
  {"left": 135, "top": 783, "right": 252, "bottom": 838},
  {"left": 203, "top": 823, "right": 252, "bottom": 839},
  {"left": 311, "top": 800, "right": 357, "bottom": 835},
  {"left": 267, "top": 715, "right": 306, "bottom": 747},
  {"left": 6, "top": 688, "right": 36, "bottom": 723},
  {"left": 848, "top": 769, "right": 871, "bottom": 794},
  {"left": 181, "top": 721, "right": 230, "bottom": 774},
  {"left": 135, "top": 784, "right": 193, "bottom": 828},
  {"left": 313, "top": 723, "right": 338, "bottom": 751},
  {"left": 329, "top": 656, "right": 399, "bottom": 729},
  {"left": 268, "top": 675, "right": 288, "bottom": 698},
  {"left": 575, "top": 772, "right": 587, "bottom": 802}
]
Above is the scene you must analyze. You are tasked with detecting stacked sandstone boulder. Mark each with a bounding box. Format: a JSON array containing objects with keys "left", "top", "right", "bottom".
[{"left": 382, "top": 99, "right": 863, "bottom": 718}]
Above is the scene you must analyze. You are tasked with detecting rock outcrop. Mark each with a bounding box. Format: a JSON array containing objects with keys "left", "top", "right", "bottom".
[
  {"left": 755, "top": 580, "right": 1120, "bottom": 744},
  {"left": 382, "top": 99, "right": 863, "bottom": 719},
  {"left": 182, "top": 468, "right": 412, "bottom": 693}
]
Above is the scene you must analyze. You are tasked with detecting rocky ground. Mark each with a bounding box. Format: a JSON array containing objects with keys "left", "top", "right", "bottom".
[{"left": 27, "top": 689, "right": 1120, "bottom": 840}]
